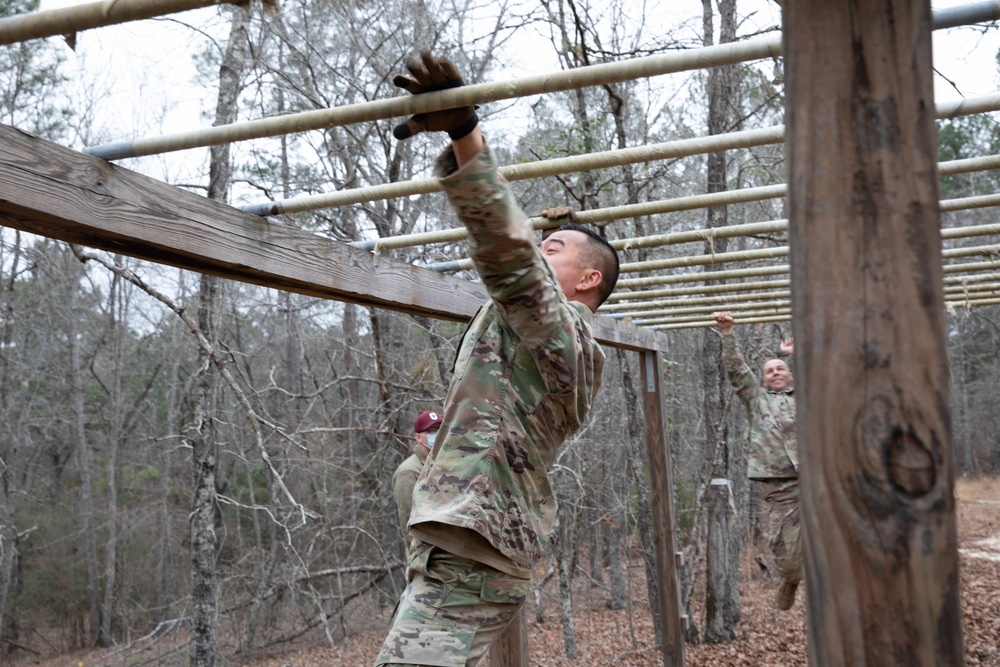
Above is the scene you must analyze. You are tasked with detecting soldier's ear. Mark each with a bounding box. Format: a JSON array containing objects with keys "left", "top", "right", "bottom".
[{"left": 576, "top": 268, "right": 602, "bottom": 293}]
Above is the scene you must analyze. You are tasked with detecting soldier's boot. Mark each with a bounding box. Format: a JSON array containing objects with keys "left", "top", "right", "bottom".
[{"left": 775, "top": 578, "right": 799, "bottom": 611}]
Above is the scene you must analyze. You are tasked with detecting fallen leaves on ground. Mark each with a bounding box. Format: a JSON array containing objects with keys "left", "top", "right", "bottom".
[{"left": 10, "top": 479, "right": 999, "bottom": 667}]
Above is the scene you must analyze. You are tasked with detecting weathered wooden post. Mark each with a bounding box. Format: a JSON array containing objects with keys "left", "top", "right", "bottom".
[
  {"left": 489, "top": 608, "right": 528, "bottom": 667},
  {"left": 784, "top": 0, "right": 964, "bottom": 665},
  {"left": 640, "top": 349, "right": 685, "bottom": 667}
]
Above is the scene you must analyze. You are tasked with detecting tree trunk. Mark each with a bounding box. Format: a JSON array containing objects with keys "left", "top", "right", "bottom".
[
  {"left": 703, "top": 480, "right": 736, "bottom": 642},
  {"left": 0, "top": 234, "right": 23, "bottom": 644},
  {"left": 701, "top": 0, "right": 742, "bottom": 642},
  {"left": 342, "top": 303, "right": 362, "bottom": 473},
  {"left": 65, "top": 257, "right": 103, "bottom": 646},
  {"left": 190, "top": 6, "right": 251, "bottom": 666},
  {"left": 950, "top": 327, "right": 974, "bottom": 475},
  {"left": 154, "top": 306, "right": 184, "bottom": 624},
  {"left": 0, "top": 468, "right": 17, "bottom": 644},
  {"left": 532, "top": 566, "right": 553, "bottom": 624},
  {"left": 0, "top": 521, "right": 15, "bottom": 639},
  {"left": 587, "top": 505, "right": 603, "bottom": 585},
  {"left": 606, "top": 518, "right": 628, "bottom": 610},
  {"left": 100, "top": 269, "right": 124, "bottom": 645},
  {"left": 190, "top": 270, "right": 221, "bottom": 667},
  {"left": 555, "top": 513, "right": 578, "bottom": 660}
]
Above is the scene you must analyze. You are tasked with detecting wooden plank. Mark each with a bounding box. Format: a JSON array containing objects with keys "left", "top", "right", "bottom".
[
  {"left": 784, "top": 1, "right": 963, "bottom": 665},
  {"left": 639, "top": 349, "right": 684, "bottom": 667},
  {"left": 488, "top": 607, "right": 528, "bottom": 667},
  {"left": 591, "top": 315, "right": 668, "bottom": 352},
  {"left": 0, "top": 124, "right": 485, "bottom": 321},
  {"left": 0, "top": 124, "right": 668, "bottom": 352}
]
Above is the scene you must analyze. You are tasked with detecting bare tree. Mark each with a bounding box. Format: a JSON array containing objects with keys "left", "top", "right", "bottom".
[
  {"left": 190, "top": 4, "right": 252, "bottom": 665},
  {"left": 0, "top": 233, "right": 28, "bottom": 645},
  {"left": 0, "top": 0, "right": 70, "bottom": 642},
  {"left": 700, "top": 0, "right": 743, "bottom": 644}
]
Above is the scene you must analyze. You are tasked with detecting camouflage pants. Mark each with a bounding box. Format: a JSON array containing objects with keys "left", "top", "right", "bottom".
[
  {"left": 762, "top": 478, "right": 803, "bottom": 583},
  {"left": 375, "top": 541, "right": 530, "bottom": 667}
]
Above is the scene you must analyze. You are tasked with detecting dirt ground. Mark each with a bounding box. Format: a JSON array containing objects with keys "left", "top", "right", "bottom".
[{"left": 9, "top": 478, "right": 1000, "bottom": 667}]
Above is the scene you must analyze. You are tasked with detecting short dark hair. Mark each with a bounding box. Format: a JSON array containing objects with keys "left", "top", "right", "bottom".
[{"left": 558, "top": 222, "right": 620, "bottom": 306}]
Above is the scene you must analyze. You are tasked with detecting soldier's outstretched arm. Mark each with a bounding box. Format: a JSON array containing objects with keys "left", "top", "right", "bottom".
[
  {"left": 453, "top": 125, "right": 484, "bottom": 167},
  {"left": 389, "top": 51, "right": 583, "bottom": 366},
  {"left": 715, "top": 311, "right": 756, "bottom": 400}
]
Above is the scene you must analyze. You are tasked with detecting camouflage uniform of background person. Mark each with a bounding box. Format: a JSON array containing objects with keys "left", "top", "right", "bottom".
[
  {"left": 374, "top": 50, "right": 620, "bottom": 667},
  {"left": 713, "top": 310, "right": 802, "bottom": 611},
  {"left": 393, "top": 410, "right": 442, "bottom": 559}
]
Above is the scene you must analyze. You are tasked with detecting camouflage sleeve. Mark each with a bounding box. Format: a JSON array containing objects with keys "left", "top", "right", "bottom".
[
  {"left": 721, "top": 331, "right": 758, "bottom": 405},
  {"left": 392, "top": 466, "right": 417, "bottom": 544},
  {"left": 434, "top": 142, "right": 575, "bottom": 349}
]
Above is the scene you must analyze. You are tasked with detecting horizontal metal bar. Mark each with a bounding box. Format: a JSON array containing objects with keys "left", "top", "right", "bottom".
[
  {"left": 0, "top": 0, "right": 232, "bottom": 45},
  {"left": 639, "top": 294, "right": 1000, "bottom": 328},
  {"left": 605, "top": 278, "right": 791, "bottom": 302},
  {"left": 87, "top": 33, "right": 784, "bottom": 160},
  {"left": 83, "top": 1, "right": 1000, "bottom": 165},
  {"left": 931, "top": 0, "right": 1000, "bottom": 30},
  {"left": 302, "top": 129, "right": 786, "bottom": 223}
]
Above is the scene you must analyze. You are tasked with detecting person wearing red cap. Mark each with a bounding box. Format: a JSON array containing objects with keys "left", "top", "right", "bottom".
[{"left": 392, "top": 410, "right": 442, "bottom": 558}]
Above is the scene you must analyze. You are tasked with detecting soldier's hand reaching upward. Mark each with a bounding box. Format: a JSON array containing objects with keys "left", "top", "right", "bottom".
[
  {"left": 778, "top": 337, "right": 794, "bottom": 357},
  {"left": 713, "top": 311, "right": 735, "bottom": 335},
  {"left": 391, "top": 50, "right": 479, "bottom": 141}
]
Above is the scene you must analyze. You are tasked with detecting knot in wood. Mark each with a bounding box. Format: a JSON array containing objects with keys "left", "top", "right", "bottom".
[{"left": 887, "top": 431, "right": 935, "bottom": 495}]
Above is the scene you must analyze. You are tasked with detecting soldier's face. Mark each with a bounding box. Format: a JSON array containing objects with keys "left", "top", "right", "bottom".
[
  {"left": 415, "top": 425, "right": 440, "bottom": 450},
  {"left": 762, "top": 359, "right": 792, "bottom": 391},
  {"left": 540, "top": 230, "right": 590, "bottom": 299}
]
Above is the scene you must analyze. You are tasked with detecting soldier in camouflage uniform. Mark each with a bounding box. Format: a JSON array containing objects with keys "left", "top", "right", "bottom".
[
  {"left": 713, "top": 311, "right": 802, "bottom": 611},
  {"left": 393, "top": 410, "right": 442, "bottom": 559},
  {"left": 374, "top": 51, "right": 620, "bottom": 667}
]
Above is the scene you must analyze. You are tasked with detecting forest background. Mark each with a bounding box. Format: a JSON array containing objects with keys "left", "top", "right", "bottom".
[{"left": 0, "top": 0, "right": 998, "bottom": 663}]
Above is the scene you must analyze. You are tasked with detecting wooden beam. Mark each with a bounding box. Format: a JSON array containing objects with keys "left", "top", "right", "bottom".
[
  {"left": 0, "top": 123, "right": 666, "bottom": 352},
  {"left": 591, "top": 316, "right": 669, "bottom": 352},
  {"left": 0, "top": 126, "right": 483, "bottom": 321},
  {"left": 784, "top": 1, "right": 963, "bottom": 665},
  {"left": 639, "top": 349, "right": 685, "bottom": 667}
]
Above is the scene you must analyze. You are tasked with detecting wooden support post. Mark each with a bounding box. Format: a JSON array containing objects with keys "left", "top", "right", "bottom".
[
  {"left": 639, "top": 349, "right": 685, "bottom": 667},
  {"left": 489, "top": 607, "right": 528, "bottom": 667},
  {"left": 784, "top": 1, "right": 964, "bottom": 665}
]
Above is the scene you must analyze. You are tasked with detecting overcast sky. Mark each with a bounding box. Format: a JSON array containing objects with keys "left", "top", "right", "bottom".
[{"left": 34, "top": 0, "right": 1000, "bottom": 189}]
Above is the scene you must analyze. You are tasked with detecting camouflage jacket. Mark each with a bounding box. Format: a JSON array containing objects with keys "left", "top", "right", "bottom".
[
  {"left": 721, "top": 332, "right": 798, "bottom": 480},
  {"left": 392, "top": 445, "right": 429, "bottom": 554},
  {"left": 408, "top": 143, "right": 605, "bottom": 571}
]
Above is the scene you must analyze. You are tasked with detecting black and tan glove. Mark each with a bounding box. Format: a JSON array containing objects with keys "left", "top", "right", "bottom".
[{"left": 392, "top": 50, "right": 479, "bottom": 141}]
